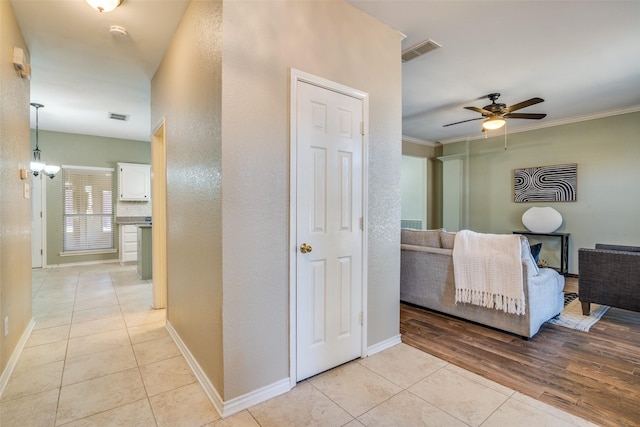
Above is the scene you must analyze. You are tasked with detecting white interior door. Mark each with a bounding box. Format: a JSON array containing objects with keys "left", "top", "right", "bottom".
[
  {"left": 31, "top": 173, "right": 44, "bottom": 268},
  {"left": 295, "top": 80, "right": 364, "bottom": 381}
]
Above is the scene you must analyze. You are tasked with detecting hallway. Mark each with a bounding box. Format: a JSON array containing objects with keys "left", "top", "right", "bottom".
[
  {"left": 0, "top": 263, "right": 218, "bottom": 425},
  {"left": 1, "top": 263, "right": 595, "bottom": 426}
]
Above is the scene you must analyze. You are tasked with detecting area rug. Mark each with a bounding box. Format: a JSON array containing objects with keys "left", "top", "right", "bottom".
[
  {"left": 563, "top": 292, "right": 579, "bottom": 306},
  {"left": 547, "top": 296, "right": 610, "bottom": 332}
]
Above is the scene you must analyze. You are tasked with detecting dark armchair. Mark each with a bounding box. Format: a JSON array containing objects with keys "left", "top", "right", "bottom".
[{"left": 578, "top": 244, "right": 640, "bottom": 315}]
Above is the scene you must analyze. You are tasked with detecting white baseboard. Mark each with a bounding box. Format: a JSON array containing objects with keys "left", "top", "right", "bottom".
[
  {"left": 222, "top": 377, "right": 291, "bottom": 418},
  {"left": 46, "top": 259, "right": 121, "bottom": 268},
  {"left": 166, "top": 321, "right": 291, "bottom": 419},
  {"left": 165, "top": 321, "right": 224, "bottom": 415},
  {"left": 366, "top": 334, "right": 402, "bottom": 357},
  {"left": 0, "top": 318, "right": 36, "bottom": 398}
]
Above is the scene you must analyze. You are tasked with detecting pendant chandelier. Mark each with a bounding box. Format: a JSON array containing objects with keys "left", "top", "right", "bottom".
[{"left": 30, "top": 102, "right": 60, "bottom": 179}]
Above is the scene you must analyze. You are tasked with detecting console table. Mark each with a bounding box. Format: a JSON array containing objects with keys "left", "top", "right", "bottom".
[{"left": 513, "top": 231, "right": 570, "bottom": 275}]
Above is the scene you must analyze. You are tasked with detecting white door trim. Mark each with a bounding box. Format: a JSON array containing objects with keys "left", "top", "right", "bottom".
[
  {"left": 289, "top": 69, "right": 369, "bottom": 388},
  {"left": 151, "top": 117, "right": 168, "bottom": 310},
  {"left": 31, "top": 173, "right": 48, "bottom": 268}
]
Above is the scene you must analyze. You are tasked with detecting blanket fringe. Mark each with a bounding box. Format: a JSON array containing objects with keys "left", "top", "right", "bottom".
[{"left": 456, "top": 288, "right": 526, "bottom": 315}]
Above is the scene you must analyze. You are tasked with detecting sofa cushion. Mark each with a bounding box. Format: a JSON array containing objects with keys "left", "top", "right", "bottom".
[
  {"left": 530, "top": 243, "right": 542, "bottom": 263},
  {"left": 440, "top": 231, "right": 456, "bottom": 249},
  {"left": 595, "top": 243, "right": 640, "bottom": 252},
  {"left": 401, "top": 229, "right": 442, "bottom": 248},
  {"left": 401, "top": 244, "right": 453, "bottom": 256},
  {"left": 519, "top": 236, "right": 540, "bottom": 276}
]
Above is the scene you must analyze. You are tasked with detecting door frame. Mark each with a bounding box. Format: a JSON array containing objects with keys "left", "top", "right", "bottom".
[
  {"left": 151, "top": 118, "right": 168, "bottom": 309},
  {"left": 31, "top": 172, "right": 47, "bottom": 268},
  {"left": 288, "top": 69, "right": 369, "bottom": 387}
]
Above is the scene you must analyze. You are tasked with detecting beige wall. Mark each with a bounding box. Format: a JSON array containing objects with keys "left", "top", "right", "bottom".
[
  {"left": 220, "top": 0, "right": 401, "bottom": 399},
  {"left": 442, "top": 111, "right": 640, "bottom": 274},
  {"left": 152, "top": 0, "right": 402, "bottom": 401},
  {"left": 0, "top": 0, "right": 32, "bottom": 377},
  {"left": 151, "top": 0, "right": 224, "bottom": 395}
]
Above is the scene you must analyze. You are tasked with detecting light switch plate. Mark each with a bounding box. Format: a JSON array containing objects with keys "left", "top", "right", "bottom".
[{"left": 24, "top": 182, "right": 30, "bottom": 199}]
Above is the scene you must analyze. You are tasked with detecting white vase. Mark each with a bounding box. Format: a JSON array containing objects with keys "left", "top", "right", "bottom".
[{"left": 522, "top": 207, "right": 563, "bottom": 233}]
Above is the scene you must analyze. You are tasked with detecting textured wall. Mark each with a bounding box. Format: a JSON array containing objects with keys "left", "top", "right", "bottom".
[
  {"left": 151, "top": 0, "right": 224, "bottom": 395},
  {"left": 443, "top": 111, "right": 640, "bottom": 274},
  {"left": 221, "top": 1, "right": 402, "bottom": 399},
  {"left": 30, "top": 130, "right": 150, "bottom": 266},
  {"left": 151, "top": 0, "right": 401, "bottom": 402},
  {"left": 0, "top": 0, "right": 32, "bottom": 376}
]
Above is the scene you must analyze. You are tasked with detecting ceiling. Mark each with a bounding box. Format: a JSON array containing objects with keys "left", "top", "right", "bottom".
[
  {"left": 11, "top": 1, "right": 640, "bottom": 145},
  {"left": 11, "top": 0, "right": 190, "bottom": 142},
  {"left": 350, "top": 0, "right": 640, "bottom": 144}
]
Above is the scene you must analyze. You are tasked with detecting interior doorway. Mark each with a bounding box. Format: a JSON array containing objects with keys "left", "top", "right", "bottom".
[
  {"left": 151, "top": 119, "right": 167, "bottom": 309},
  {"left": 401, "top": 155, "right": 428, "bottom": 230}
]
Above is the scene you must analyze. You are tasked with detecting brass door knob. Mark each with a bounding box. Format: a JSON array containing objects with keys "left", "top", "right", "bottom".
[{"left": 300, "top": 243, "right": 312, "bottom": 254}]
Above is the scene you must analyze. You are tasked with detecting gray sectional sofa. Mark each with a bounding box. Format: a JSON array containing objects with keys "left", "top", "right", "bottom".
[{"left": 400, "top": 229, "right": 565, "bottom": 338}]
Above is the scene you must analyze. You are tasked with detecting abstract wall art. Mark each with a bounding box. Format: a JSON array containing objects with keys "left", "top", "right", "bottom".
[{"left": 514, "top": 163, "right": 577, "bottom": 202}]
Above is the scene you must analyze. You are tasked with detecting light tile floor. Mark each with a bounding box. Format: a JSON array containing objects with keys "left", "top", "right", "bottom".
[{"left": 0, "top": 263, "right": 596, "bottom": 426}]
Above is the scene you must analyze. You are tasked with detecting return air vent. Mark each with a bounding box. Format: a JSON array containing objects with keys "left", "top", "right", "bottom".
[
  {"left": 402, "top": 39, "right": 441, "bottom": 63},
  {"left": 109, "top": 112, "right": 130, "bottom": 121}
]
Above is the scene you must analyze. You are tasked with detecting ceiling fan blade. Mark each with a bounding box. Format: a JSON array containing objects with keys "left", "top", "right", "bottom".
[
  {"left": 503, "top": 113, "right": 547, "bottom": 120},
  {"left": 464, "top": 106, "right": 492, "bottom": 115},
  {"left": 443, "top": 117, "right": 484, "bottom": 127},
  {"left": 505, "top": 97, "right": 544, "bottom": 113}
]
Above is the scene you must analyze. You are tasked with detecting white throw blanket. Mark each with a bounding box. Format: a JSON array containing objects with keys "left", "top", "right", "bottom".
[{"left": 453, "top": 230, "right": 526, "bottom": 315}]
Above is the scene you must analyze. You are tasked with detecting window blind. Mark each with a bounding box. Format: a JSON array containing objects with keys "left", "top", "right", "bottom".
[{"left": 62, "top": 166, "right": 114, "bottom": 252}]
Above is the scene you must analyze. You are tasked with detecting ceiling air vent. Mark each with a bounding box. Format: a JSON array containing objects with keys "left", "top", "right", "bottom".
[
  {"left": 109, "top": 112, "right": 130, "bottom": 121},
  {"left": 402, "top": 39, "right": 442, "bottom": 63}
]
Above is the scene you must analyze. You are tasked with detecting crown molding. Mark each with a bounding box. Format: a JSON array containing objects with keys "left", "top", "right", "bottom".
[
  {"left": 402, "top": 135, "right": 440, "bottom": 147},
  {"left": 437, "top": 104, "right": 640, "bottom": 145}
]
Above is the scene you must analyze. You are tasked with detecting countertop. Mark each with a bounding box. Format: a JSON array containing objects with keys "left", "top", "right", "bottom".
[{"left": 116, "top": 216, "right": 152, "bottom": 225}]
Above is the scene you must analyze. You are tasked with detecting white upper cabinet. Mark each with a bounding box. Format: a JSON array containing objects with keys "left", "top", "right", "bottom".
[{"left": 118, "top": 162, "right": 150, "bottom": 201}]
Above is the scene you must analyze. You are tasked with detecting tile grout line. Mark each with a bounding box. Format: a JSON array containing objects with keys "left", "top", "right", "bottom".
[
  {"left": 54, "top": 269, "right": 80, "bottom": 427},
  {"left": 111, "top": 268, "right": 161, "bottom": 427}
]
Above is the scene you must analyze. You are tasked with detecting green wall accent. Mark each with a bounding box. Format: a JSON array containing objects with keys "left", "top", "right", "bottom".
[
  {"left": 33, "top": 130, "right": 150, "bottom": 265},
  {"left": 442, "top": 111, "right": 640, "bottom": 274},
  {"left": 402, "top": 140, "right": 443, "bottom": 229}
]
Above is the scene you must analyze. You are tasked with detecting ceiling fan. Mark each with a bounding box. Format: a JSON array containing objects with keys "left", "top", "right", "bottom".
[{"left": 443, "top": 93, "right": 547, "bottom": 130}]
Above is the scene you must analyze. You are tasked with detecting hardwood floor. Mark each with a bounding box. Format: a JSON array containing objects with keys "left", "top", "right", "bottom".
[{"left": 400, "top": 277, "right": 640, "bottom": 427}]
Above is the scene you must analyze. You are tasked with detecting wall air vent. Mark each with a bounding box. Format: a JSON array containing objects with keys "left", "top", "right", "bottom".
[
  {"left": 109, "top": 112, "right": 130, "bottom": 121},
  {"left": 402, "top": 39, "right": 442, "bottom": 63}
]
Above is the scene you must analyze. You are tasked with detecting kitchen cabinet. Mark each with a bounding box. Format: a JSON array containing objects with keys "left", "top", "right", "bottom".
[
  {"left": 119, "top": 224, "right": 138, "bottom": 263},
  {"left": 118, "top": 162, "right": 150, "bottom": 201}
]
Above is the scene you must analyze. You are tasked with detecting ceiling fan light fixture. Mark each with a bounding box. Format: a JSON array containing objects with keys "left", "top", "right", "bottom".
[
  {"left": 482, "top": 116, "right": 506, "bottom": 130},
  {"left": 85, "top": 0, "right": 123, "bottom": 13}
]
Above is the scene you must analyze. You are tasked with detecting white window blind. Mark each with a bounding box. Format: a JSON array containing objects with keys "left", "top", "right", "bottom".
[{"left": 63, "top": 166, "right": 114, "bottom": 252}]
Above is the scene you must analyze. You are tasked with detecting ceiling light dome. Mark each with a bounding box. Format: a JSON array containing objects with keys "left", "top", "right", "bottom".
[
  {"left": 85, "top": 0, "right": 123, "bottom": 13},
  {"left": 482, "top": 116, "right": 506, "bottom": 130}
]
